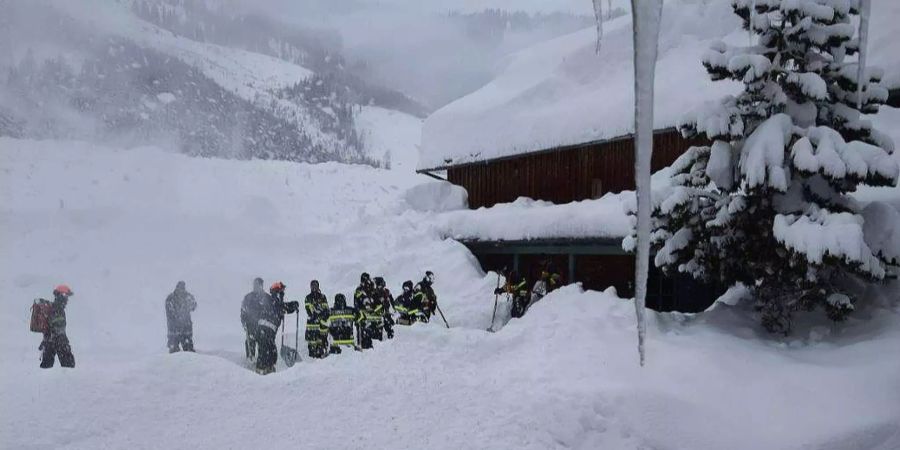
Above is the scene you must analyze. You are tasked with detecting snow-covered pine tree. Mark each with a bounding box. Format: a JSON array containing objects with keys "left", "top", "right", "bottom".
[{"left": 651, "top": 0, "right": 898, "bottom": 334}]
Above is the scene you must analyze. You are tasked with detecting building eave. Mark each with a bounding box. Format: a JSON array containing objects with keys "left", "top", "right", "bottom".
[{"left": 417, "top": 127, "right": 680, "bottom": 173}]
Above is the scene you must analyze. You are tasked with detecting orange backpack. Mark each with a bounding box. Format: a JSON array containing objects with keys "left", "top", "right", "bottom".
[{"left": 30, "top": 299, "right": 52, "bottom": 333}]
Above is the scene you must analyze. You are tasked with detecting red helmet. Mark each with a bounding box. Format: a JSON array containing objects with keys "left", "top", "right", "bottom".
[
  {"left": 270, "top": 281, "right": 286, "bottom": 293},
  {"left": 54, "top": 284, "right": 73, "bottom": 297}
]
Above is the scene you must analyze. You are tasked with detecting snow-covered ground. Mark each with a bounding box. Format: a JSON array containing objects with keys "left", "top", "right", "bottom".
[{"left": 2, "top": 137, "right": 900, "bottom": 449}]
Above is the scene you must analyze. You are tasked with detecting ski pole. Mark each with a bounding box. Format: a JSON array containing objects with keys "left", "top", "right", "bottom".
[
  {"left": 436, "top": 303, "right": 450, "bottom": 329},
  {"left": 489, "top": 271, "right": 501, "bottom": 331},
  {"left": 295, "top": 310, "right": 301, "bottom": 362}
]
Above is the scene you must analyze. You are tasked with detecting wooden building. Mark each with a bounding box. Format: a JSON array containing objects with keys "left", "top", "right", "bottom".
[
  {"left": 419, "top": 130, "right": 719, "bottom": 313},
  {"left": 426, "top": 129, "right": 706, "bottom": 209}
]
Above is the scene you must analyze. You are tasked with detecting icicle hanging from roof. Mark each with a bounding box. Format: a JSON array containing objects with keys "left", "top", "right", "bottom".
[
  {"left": 857, "top": 0, "right": 871, "bottom": 110},
  {"left": 593, "top": 0, "right": 604, "bottom": 54}
]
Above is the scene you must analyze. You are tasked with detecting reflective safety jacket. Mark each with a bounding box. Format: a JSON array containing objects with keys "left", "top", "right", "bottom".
[
  {"left": 373, "top": 287, "right": 394, "bottom": 317},
  {"left": 501, "top": 279, "right": 529, "bottom": 300},
  {"left": 394, "top": 292, "right": 421, "bottom": 317},
  {"left": 413, "top": 281, "right": 437, "bottom": 314},
  {"left": 328, "top": 306, "right": 358, "bottom": 346},
  {"left": 353, "top": 285, "right": 373, "bottom": 310},
  {"left": 359, "top": 299, "right": 384, "bottom": 325},
  {"left": 305, "top": 292, "right": 330, "bottom": 334}
]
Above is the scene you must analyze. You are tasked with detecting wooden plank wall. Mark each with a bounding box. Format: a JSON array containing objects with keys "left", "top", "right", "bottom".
[{"left": 448, "top": 130, "right": 705, "bottom": 209}]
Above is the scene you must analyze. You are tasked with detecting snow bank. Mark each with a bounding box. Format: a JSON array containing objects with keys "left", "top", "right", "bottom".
[
  {"left": 420, "top": 0, "right": 900, "bottom": 170},
  {"left": 404, "top": 180, "right": 468, "bottom": 212}
]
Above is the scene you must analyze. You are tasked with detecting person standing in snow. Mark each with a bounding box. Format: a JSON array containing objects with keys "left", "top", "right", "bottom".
[
  {"left": 354, "top": 272, "right": 380, "bottom": 349},
  {"left": 256, "top": 281, "right": 299, "bottom": 374},
  {"left": 413, "top": 271, "right": 437, "bottom": 320},
  {"left": 304, "top": 280, "right": 330, "bottom": 359},
  {"left": 495, "top": 272, "right": 530, "bottom": 319},
  {"left": 394, "top": 280, "right": 423, "bottom": 325},
  {"left": 373, "top": 276, "right": 395, "bottom": 339},
  {"left": 40, "top": 285, "right": 76, "bottom": 369},
  {"left": 328, "top": 293, "right": 358, "bottom": 354},
  {"left": 241, "top": 277, "right": 265, "bottom": 362},
  {"left": 541, "top": 261, "right": 563, "bottom": 293},
  {"left": 165, "top": 281, "right": 197, "bottom": 353}
]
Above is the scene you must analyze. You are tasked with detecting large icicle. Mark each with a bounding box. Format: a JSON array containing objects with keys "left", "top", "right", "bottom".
[
  {"left": 630, "top": 0, "right": 663, "bottom": 367},
  {"left": 593, "top": 0, "right": 604, "bottom": 54},
  {"left": 856, "top": 0, "right": 871, "bottom": 109}
]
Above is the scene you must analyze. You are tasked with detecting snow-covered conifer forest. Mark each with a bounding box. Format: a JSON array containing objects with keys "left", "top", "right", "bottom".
[{"left": 2, "top": 1, "right": 898, "bottom": 449}]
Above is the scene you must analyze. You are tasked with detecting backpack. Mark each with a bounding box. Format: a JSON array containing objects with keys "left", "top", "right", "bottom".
[{"left": 30, "top": 299, "right": 52, "bottom": 333}]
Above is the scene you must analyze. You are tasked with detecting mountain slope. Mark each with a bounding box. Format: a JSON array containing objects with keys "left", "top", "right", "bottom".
[{"left": 0, "top": 0, "right": 422, "bottom": 165}]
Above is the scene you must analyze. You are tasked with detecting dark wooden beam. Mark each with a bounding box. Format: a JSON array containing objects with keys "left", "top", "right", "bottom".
[{"left": 459, "top": 237, "right": 628, "bottom": 256}]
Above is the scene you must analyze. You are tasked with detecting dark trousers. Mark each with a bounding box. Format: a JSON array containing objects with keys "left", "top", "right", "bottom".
[
  {"left": 168, "top": 332, "right": 194, "bottom": 353},
  {"left": 256, "top": 327, "right": 278, "bottom": 373},
  {"left": 306, "top": 326, "right": 328, "bottom": 359},
  {"left": 359, "top": 323, "right": 381, "bottom": 349},
  {"left": 40, "top": 334, "right": 75, "bottom": 368},
  {"left": 511, "top": 296, "right": 528, "bottom": 318},
  {"left": 383, "top": 316, "right": 395, "bottom": 339}
]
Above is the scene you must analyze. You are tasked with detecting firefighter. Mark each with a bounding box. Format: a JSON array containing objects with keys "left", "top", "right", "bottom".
[
  {"left": 40, "top": 285, "right": 75, "bottom": 369},
  {"left": 394, "top": 280, "right": 422, "bottom": 325},
  {"left": 354, "top": 272, "right": 381, "bottom": 349},
  {"left": 413, "top": 271, "right": 437, "bottom": 320},
  {"left": 373, "top": 276, "right": 395, "bottom": 339},
  {"left": 495, "top": 271, "right": 530, "bottom": 319},
  {"left": 304, "top": 280, "right": 330, "bottom": 359},
  {"left": 328, "top": 293, "right": 357, "bottom": 354},
  {"left": 542, "top": 261, "right": 563, "bottom": 293}
]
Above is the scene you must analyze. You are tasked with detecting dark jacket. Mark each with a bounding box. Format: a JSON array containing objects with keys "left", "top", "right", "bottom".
[
  {"left": 374, "top": 287, "right": 394, "bottom": 315},
  {"left": 353, "top": 284, "right": 372, "bottom": 311},
  {"left": 241, "top": 290, "right": 265, "bottom": 332},
  {"left": 47, "top": 300, "right": 68, "bottom": 338},
  {"left": 243, "top": 289, "right": 295, "bottom": 333},
  {"left": 328, "top": 296, "right": 358, "bottom": 345},
  {"left": 413, "top": 281, "right": 437, "bottom": 313},
  {"left": 305, "top": 292, "right": 330, "bottom": 325},
  {"left": 394, "top": 291, "right": 421, "bottom": 317},
  {"left": 166, "top": 289, "right": 197, "bottom": 335}
]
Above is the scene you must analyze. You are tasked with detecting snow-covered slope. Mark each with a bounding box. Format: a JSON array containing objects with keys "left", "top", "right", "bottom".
[
  {"left": 355, "top": 106, "right": 424, "bottom": 172},
  {"left": 2, "top": 0, "right": 424, "bottom": 165},
  {"left": 2, "top": 138, "right": 900, "bottom": 449}
]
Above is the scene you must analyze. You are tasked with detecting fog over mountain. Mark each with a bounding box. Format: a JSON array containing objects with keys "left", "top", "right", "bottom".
[{"left": 0, "top": 0, "right": 622, "bottom": 164}]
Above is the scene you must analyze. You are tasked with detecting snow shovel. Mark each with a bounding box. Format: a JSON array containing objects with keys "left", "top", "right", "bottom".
[{"left": 280, "top": 312, "right": 301, "bottom": 367}]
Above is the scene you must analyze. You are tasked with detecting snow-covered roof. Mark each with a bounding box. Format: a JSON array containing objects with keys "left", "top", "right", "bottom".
[
  {"left": 435, "top": 194, "right": 633, "bottom": 242},
  {"left": 419, "top": 0, "right": 900, "bottom": 171}
]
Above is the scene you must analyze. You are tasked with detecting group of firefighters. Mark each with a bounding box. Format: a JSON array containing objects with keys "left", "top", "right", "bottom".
[
  {"left": 238, "top": 271, "right": 439, "bottom": 374},
  {"left": 33, "top": 263, "right": 562, "bottom": 374}
]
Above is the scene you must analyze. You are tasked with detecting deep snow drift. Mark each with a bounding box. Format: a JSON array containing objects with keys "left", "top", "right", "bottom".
[{"left": 2, "top": 138, "right": 900, "bottom": 450}]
